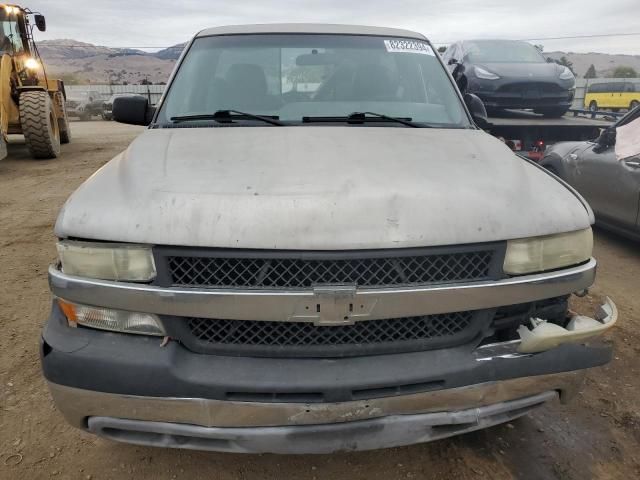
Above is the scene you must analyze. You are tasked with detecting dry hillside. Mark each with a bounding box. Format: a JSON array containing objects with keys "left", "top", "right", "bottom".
[{"left": 36, "top": 39, "right": 639, "bottom": 84}]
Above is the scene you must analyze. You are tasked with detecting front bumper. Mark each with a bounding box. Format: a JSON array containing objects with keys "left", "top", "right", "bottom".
[
  {"left": 43, "top": 258, "right": 613, "bottom": 453},
  {"left": 50, "top": 382, "right": 567, "bottom": 454},
  {"left": 468, "top": 79, "right": 574, "bottom": 110},
  {"left": 477, "top": 94, "right": 573, "bottom": 110},
  {"left": 42, "top": 301, "right": 612, "bottom": 453}
]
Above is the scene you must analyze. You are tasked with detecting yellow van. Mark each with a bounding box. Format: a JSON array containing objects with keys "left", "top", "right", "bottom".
[{"left": 585, "top": 82, "right": 640, "bottom": 111}]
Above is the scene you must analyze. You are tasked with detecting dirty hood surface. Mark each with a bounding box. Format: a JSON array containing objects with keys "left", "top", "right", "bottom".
[{"left": 56, "top": 127, "right": 591, "bottom": 249}]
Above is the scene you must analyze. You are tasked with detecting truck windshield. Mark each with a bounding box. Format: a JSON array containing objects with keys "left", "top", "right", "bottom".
[{"left": 157, "top": 34, "right": 470, "bottom": 128}]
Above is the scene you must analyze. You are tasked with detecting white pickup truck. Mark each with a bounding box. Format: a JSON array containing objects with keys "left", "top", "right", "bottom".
[{"left": 41, "top": 24, "right": 616, "bottom": 454}]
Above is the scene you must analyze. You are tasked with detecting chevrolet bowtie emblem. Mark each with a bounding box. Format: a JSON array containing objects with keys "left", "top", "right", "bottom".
[{"left": 291, "top": 284, "right": 377, "bottom": 326}]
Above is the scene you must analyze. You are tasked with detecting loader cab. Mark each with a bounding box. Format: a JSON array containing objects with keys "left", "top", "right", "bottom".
[
  {"left": 0, "top": 5, "right": 50, "bottom": 87},
  {"left": 0, "top": 6, "right": 48, "bottom": 61},
  {"left": 0, "top": 4, "right": 51, "bottom": 59},
  {"left": 0, "top": 6, "right": 28, "bottom": 55}
]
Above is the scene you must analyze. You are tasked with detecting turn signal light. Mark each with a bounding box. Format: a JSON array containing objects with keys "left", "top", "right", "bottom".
[{"left": 57, "top": 299, "right": 165, "bottom": 336}]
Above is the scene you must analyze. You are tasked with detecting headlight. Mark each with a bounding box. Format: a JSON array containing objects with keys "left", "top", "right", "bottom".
[
  {"left": 24, "top": 58, "right": 40, "bottom": 70},
  {"left": 474, "top": 66, "right": 500, "bottom": 80},
  {"left": 58, "top": 299, "right": 165, "bottom": 336},
  {"left": 56, "top": 241, "right": 156, "bottom": 281},
  {"left": 504, "top": 228, "right": 593, "bottom": 275},
  {"left": 559, "top": 66, "right": 574, "bottom": 80}
]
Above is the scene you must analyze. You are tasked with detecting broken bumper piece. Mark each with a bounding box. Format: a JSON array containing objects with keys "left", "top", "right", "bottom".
[{"left": 518, "top": 297, "right": 617, "bottom": 354}]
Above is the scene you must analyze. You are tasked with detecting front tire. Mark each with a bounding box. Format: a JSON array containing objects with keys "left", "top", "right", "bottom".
[
  {"left": 589, "top": 101, "right": 598, "bottom": 112},
  {"left": 19, "top": 90, "right": 61, "bottom": 159}
]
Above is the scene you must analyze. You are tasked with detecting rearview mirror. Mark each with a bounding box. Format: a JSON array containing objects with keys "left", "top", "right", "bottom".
[
  {"left": 296, "top": 52, "right": 338, "bottom": 66},
  {"left": 464, "top": 93, "right": 489, "bottom": 129},
  {"left": 448, "top": 58, "right": 458, "bottom": 65},
  {"left": 113, "top": 96, "right": 154, "bottom": 126},
  {"left": 34, "top": 15, "right": 46, "bottom": 32}
]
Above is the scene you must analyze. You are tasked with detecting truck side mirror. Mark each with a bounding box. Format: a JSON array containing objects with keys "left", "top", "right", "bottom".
[
  {"left": 448, "top": 58, "right": 458, "bottom": 66},
  {"left": 595, "top": 127, "right": 616, "bottom": 151},
  {"left": 464, "top": 93, "right": 489, "bottom": 129},
  {"left": 34, "top": 15, "right": 46, "bottom": 32},
  {"left": 113, "top": 96, "right": 154, "bottom": 126}
]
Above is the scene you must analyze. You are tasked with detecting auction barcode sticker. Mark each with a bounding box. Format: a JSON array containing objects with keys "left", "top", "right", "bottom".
[{"left": 384, "top": 39, "right": 434, "bottom": 56}]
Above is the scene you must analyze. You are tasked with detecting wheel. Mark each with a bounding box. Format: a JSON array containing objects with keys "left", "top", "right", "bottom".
[
  {"left": 19, "top": 90, "right": 61, "bottom": 159},
  {"left": 589, "top": 101, "right": 598, "bottom": 112},
  {"left": 631, "top": 100, "right": 639, "bottom": 111},
  {"left": 53, "top": 91, "right": 71, "bottom": 144},
  {"left": 536, "top": 106, "right": 569, "bottom": 118}
]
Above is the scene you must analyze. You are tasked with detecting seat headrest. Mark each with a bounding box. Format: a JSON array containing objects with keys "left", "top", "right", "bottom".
[
  {"left": 225, "top": 64, "right": 268, "bottom": 96},
  {"left": 352, "top": 64, "right": 397, "bottom": 101}
]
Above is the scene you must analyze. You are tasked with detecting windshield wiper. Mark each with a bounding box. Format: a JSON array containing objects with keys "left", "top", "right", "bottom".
[
  {"left": 302, "top": 111, "right": 427, "bottom": 128},
  {"left": 170, "top": 110, "right": 284, "bottom": 126}
]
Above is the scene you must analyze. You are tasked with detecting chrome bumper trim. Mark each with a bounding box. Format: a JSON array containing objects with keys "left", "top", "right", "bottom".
[
  {"left": 48, "top": 371, "right": 584, "bottom": 430},
  {"left": 85, "top": 392, "right": 556, "bottom": 453},
  {"left": 49, "top": 259, "right": 596, "bottom": 321}
]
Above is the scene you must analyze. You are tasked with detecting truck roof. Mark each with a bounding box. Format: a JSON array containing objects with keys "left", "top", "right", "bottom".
[{"left": 196, "top": 24, "right": 427, "bottom": 40}]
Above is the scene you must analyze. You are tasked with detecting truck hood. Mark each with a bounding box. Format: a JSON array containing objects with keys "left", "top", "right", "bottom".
[{"left": 55, "top": 127, "right": 591, "bottom": 249}]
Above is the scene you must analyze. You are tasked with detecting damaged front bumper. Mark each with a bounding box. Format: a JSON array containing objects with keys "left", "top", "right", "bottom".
[
  {"left": 518, "top": 297, "right": 617, "bottom": 353},
  {"left": 42, "top": 258, "right": 616, "bottom": 453},
  {"left": 41, "top": 298, "right": 613, "bottom": 453},
  {"left": 49, "top": 382, "right": 568, "bottom": 454}
]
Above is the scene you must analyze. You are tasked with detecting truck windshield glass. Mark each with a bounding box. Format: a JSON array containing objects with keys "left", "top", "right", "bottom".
[
  {"left": 465, "top": 40, "right": 545, "bottom": 64},
  {"left": 157, "top": 34, "right": 469, "bottom": 127}
]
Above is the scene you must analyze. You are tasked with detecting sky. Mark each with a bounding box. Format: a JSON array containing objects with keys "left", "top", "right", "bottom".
[{"left": 27, "top": 0, "right": 640, "bottom": 55}]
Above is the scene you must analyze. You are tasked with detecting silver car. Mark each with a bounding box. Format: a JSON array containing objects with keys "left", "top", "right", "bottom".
[
  {"left": 42, "top": 24, "right": 617, "bottom": 454},
  {"left": 541, "top": 106, "right": 640, "bottom": 241}
]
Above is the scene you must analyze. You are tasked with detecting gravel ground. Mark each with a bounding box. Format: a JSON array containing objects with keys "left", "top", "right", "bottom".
[{"left": 1, "top": 121, "right": 639, "bottom": 479}]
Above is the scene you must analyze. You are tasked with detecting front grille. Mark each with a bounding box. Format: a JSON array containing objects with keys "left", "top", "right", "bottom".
[
  {"left": 162, "top": 247, "right": 498, "bottom": 289},
  {"left": 167, "top": 311, "right": 492, "bottom": 358},
  {"left": 190, "top": 313, "right": 472, "bottom": 345}
]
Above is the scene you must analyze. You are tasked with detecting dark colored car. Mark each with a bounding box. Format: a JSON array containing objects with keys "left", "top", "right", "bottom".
[
  {"left": 442, "top": 40, "right": 576, "bottom": 117},
  {"left": 541, "top": 105, "right": 640, "bottom": 240},
  {"left": 66, "top": 91, "right": 106, "bottom": 120}
]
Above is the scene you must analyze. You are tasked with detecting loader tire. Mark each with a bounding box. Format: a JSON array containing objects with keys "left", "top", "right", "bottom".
[
  {"left": 54, "top": 91, "right": 71, "bottom": 144},
  {"left": 20, "top": 90, "right": 61, "bottom": 159}
]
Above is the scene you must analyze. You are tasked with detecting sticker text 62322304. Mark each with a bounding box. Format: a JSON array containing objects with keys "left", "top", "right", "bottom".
[{"left": 384, "top": 39, "right": 434, "bottom": 56}]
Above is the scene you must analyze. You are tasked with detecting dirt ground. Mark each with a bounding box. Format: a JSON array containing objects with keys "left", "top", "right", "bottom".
[{"left": 0, "top": 121, "right": 639, "bottom": 480}]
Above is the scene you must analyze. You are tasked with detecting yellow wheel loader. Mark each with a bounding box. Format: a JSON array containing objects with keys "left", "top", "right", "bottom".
[{"left": 0, "top": 4, "right": 70, "bottom": 160}]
